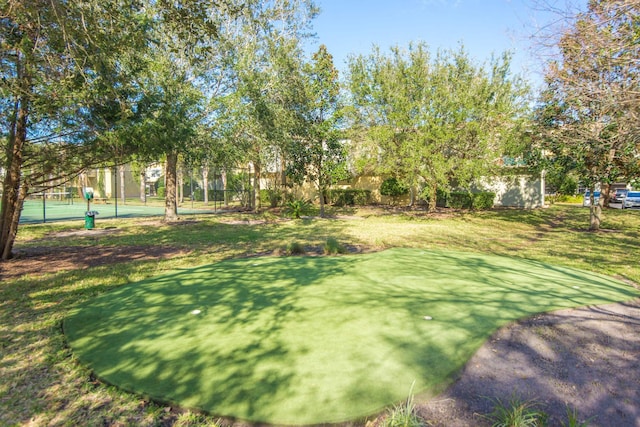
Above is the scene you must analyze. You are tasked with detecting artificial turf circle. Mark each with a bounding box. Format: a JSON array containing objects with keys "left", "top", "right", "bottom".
[{"left": 64, "top": 248, "right": 637, "bottom": 425}]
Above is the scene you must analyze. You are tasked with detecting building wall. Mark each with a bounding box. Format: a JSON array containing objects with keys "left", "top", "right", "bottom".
[
  {"left": 335, "top": 173, "right": 545, "bottom": 208},
  {"left": 476, "top": 174, "right": 545, "bottom": 209},
  {"left": 281, "top": 171, "right": 544, "bottom": 209},
  {"left": 84, "top": 166, "right": 140, "bottom": 199}
]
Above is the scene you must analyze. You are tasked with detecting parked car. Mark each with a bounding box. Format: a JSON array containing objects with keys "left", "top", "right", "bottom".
[
  {"left": 623, "top": 191, "right": 640, "bottom": 209},
  {"left": 582, "top": 191, "right": 600, "bottom": 207},
  {"left": 611, "top": 188, "right": 629, "bottom": 204}
]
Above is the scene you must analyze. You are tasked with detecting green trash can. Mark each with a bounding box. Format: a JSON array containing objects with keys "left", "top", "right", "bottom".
[{"left": 85, "top": 211, "right": 96, "bottom": 229}]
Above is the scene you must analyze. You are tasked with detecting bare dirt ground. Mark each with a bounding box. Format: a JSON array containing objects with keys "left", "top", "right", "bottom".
[
  {"left": 2, "top": 243, "right": 639, "bottom": 426},
  {"left": 0, "top": 234, "right": 190, "bottom": 281},
  {"left": 418, "top": 299, "right": 640, "bottom": 427}
]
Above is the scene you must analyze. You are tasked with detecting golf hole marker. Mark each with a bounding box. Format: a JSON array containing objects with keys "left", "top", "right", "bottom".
[
  {"left": 423, "top": 315, "right": 433, "bottom": 320},
  {"left": 190, "top": 309, "right": 202, "bottom": 315}
]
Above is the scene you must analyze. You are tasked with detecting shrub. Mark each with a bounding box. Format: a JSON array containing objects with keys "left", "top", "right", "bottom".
[
  {"left": 284, "top": 199, "right": 313, "bottom": 219},
  {"left": 323, "top": 237, "right": 346, "bottom": 255},
  {"left": 157, "top": 187, "right": 166, "bottom": 198},
  {"left": 330, "top": 189, "right": 371, "bottom": 206},
  {"left": 443, "top": 191, "right": 495, "bottom": 210},
  {"left": 447, "top": 192, "right": 472, "bottom": 209},
  {"left": 548, "top": 194, "right": 582, "bottom": 204},
  {"left": 211, "top": 189, "right": 226, "bottom": 202},
  {"left": 472, "top": 191, "right": 495, "bottom": 210},
  {"left": 380, "top": 177, "right": 409, "bottom": 197},
  {"left": 263, "top": 188, "right": 283, "bottom": 207},
  {"left": 286, "top": 241, "right": 306, "bottom": 255}
]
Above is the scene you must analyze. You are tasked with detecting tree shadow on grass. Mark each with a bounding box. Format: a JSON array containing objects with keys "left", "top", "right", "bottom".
[
  {"left": 63, "top": 248, "right": 638, "bottom": 425},
  {"left": 64, "top": 256, "right": 370, "bottom": 424}
]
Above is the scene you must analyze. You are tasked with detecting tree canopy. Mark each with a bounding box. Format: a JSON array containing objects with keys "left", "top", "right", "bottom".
[
  {"left": 347, "top": 42, "right": 530, "bottom": 210},
  {"left": 0, "top": 0, "right": 318, "bottom": 258},
  {"left": 534, "top": 0, "right": 640, "bottom": 230},
  {"left": 285, "top": 45, "right": 347, "bottom": 217},
  {"left": 1, "top": 0, "right": 149, "bottom": 258}
]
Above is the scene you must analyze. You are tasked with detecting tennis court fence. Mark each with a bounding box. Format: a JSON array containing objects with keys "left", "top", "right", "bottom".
[{"left": 16, "top": 166, "right": 254, "bottom": 224}]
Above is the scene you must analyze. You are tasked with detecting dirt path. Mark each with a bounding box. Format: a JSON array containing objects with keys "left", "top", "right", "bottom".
[{"left": 419, "top": 299, "right": 640, "bottom": 427}]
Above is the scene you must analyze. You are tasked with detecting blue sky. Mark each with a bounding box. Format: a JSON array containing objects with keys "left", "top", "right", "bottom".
[{"left": 307, "top": 0, "right": 585, "bottom": 88}]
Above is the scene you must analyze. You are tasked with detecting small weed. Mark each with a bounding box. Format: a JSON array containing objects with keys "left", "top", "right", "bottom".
[
  {"left": 485, "top": 395, "right": 547, "bottom": 427},
  {"left": 174, "top": 412, "right": 223, "bottom": 426},
  {"left": 382, "top": 384, "right": 424, "bottom": 427},
  {"left": 287, "top": 241, "right": 306, "bottom": 255},
  {"left": 561, "top": 406, "right": 594, "bottom": 427},
  {"left": 324, "top": 237, "right": 346, "bottom": 255}
]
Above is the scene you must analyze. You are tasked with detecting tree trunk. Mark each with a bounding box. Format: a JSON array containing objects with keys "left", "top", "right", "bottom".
[
  {"left": 222, "top": 170, "right": 229, "bottom": 207},
  {"left": 119, "top": 164, "right": 126, "bottom": 204},
  {"left": 427, "top": 182, "right": 437, "bottom": 213},
  {"left": 409, "top": 186, "right": 416, "bottom": 207},
  {"left": 0, "top": 115, "right": 27, "bottom": 260},
  {"left": 178, "top": 167, "right": 184, "bottom": 204},
  {"left": 589, "top": 204, "right": 602, "bottom": 231},
  {"left": 601, "top": 182, "right": 611, "bottom": 208},
  {"left": 253, "top": 162, "right": 261, "bottom": 212},
  {"left": 140, "top": 169, "right": 146, "bottom": 203},
  {"left": 319, "top": 185, "right": 325, "bottom": 218},
  {"left": 164, "top": 152, "right": 179, "bottom": 221},
  {"left": 1, "top": 87, "right": 30, "bottom": 260},
  {"left": 203, "top": 167, "right": 209, "bottom": 205},
  {"left": 588, "top": 185, "right": 601, "bottom": 231}
]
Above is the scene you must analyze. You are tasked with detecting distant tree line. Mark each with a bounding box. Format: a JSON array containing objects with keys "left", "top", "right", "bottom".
[{"left": 2, "top": 0, "right": 637, "bottom": 259}]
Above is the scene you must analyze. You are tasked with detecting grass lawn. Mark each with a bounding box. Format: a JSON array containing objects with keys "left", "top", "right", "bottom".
[
  {"left": 2, "top": 204, "right": 639, "bottom": 426},
  {"left": 64, "top": 249, "right": 636, "bottom": 424}
]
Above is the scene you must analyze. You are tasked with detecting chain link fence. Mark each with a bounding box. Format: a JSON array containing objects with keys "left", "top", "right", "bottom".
[{"left": 18, "top": 165, "right": 254, "bottom": 224}]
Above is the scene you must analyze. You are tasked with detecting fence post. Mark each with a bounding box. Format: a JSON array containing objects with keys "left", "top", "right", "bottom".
[{"left": 113, "top": 166, "right": 118, "bottom": 219}]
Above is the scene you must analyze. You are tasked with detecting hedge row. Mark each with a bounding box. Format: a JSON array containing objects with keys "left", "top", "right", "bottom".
[
  {"left": 438, "top": 191, "right": 495, "bottom": 210},
  {"left": 329, "top": 189, "right": 371, "bottom": 206}
]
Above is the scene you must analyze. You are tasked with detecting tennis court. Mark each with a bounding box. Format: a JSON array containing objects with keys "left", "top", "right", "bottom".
[{"left": 19, "top": 198, "right": 214, "bottom": 224}]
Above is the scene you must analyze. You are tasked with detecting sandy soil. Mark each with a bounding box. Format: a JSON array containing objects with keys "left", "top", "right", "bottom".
[{"left": 419, "top": 299, "right": 640, "bottom": 427}]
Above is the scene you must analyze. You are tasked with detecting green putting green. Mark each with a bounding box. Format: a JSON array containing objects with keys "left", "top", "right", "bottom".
[{"left": 64, "top": 248, "right": 637, "bottom": 424}]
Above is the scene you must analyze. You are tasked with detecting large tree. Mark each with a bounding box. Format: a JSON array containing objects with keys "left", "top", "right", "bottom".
[
  {"left": 535, "top": 0, "right": 640, "bottom": 230},
  {"left": 0, "top": 0, "right": 319, "bottom": 241},
  {"left": 0, "top": 0, "right": 147, "bottom": 259},
  {"left": 133, "top": 55, "right": 205, "bottom": 220},
  {"left": 347, "top": 43, "right": 530, "bottom": 210},
  {"left": 155, "top": 0, "right": 318, "bottom": 215},
  {"left": 230, "top": 7, "right": 319, "bottom": 210},
  {"left": 285, "top": 45, "right": 346, "bottom": 217},
  {"left": 131, "top": 0, "right": 239, "bottom": 220}
]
